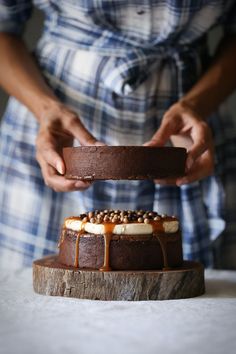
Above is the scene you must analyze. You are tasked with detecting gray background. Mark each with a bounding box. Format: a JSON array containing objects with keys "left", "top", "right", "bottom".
[{"left": 0, "top": 7, "right": 235, "bottom": 117}]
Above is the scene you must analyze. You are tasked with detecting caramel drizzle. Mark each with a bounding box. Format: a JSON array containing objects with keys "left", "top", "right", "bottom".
[
  {"left": 72, "top": 221, "right": 115, "bottom": 271},
  {"left": 151, "top": 220, "right": 178, "bottom": 270},
  {"left": 74, "top": 233, "right": 81, "bottom": 268},
  {"left": 98, "top": 218, "right": 177, "bottom": 271},
  {"left": 70, "top": 216, "right": 178, "bottom": 271},
  {"left": 99, "top": 223, "right": 115, "bottom": 272},
  {"left": 74, "top": 222, "right": 86, "bottom": 268},
  {"left": 155, "top": 234, "right": 170, "bottom": 270}
]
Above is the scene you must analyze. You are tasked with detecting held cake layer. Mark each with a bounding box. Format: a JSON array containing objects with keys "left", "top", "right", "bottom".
[
  {"left": 58, "top": 210, "right": 183, "bottom": 271},
  {"left": 63, "top": 146, "right": 187, "bottom": 180}
]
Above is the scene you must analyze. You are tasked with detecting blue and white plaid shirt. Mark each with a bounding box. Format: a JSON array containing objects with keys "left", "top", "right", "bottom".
[{"left": 0, "top": 0, "right": 236, "bottom": 267}]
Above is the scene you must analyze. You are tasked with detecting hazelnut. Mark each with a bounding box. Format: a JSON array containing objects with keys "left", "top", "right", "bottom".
[{"left": 154, "top": 216, "right": 161, "bottom": 221}]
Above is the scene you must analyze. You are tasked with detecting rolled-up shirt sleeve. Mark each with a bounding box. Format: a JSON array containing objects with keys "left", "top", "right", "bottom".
[{"left": 0, "top": 1, "right": 33, "bottom": 35}]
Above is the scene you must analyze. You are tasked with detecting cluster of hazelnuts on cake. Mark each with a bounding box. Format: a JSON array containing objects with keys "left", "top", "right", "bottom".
[{"left": 78, "top": 210, "right": 173, "bottom": 225}]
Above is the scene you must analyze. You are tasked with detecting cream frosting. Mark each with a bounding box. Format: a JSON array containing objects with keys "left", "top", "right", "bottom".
[{"left": 65, "top": 219, "right": 179, "bottom": 235}]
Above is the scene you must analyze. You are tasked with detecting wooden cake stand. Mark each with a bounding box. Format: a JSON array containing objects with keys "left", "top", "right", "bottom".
[{"left": 33, "top": 255, "right": 205, "bottom": 300}]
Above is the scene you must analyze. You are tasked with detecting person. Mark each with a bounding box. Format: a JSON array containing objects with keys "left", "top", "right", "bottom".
[{"left": 0, "top": 1, "right": 236, "bottom": 269}]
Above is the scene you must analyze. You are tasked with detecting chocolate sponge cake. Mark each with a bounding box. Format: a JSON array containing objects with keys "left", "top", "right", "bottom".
[
  {"left": 63, "top": 146, "right": 187, "bottom": 180},
  {"left": 58, "top": 209, "right": 183, "bottom": 271}
]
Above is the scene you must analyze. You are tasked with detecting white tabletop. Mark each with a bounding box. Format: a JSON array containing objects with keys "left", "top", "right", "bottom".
[{"left": 0, "top": 267, "right": 236, "bottom": 354}]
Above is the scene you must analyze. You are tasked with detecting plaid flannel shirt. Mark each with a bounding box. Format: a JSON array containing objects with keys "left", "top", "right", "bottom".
[{"left": 0, "top": 0, "right": 236, "bottom": 267}]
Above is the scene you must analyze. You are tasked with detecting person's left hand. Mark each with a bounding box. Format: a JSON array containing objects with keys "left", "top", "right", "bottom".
[{"left": 143, "top": 101, "right": 215, "bottom": 185}]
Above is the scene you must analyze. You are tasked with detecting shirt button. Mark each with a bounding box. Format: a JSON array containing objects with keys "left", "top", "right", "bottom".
[{"left": 136, "top": 7, "right": 145, "bottom": 15}]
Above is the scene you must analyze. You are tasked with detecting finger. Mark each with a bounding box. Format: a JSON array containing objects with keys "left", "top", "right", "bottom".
[
  {"left": 154, "top": 178, "right": 179, "bottom": 185},
  {"left": 186, "top": 122, "right": 213, "bottom": 170},
  {"left": 37, "top": 154, "right": 92, "bottom": 192},
  {"left": 176, "top": 151, "right": 214, "bottom": 185},
  {"left": 143, "top": 115, "right": 181, "bottom": 147},
  {"left": 37, "top": 141, "right": 65, "bottom": 175},
  {"left": 143, "top": 140, "right": 165, "bottom": 147},
  {"left": 65, "top": 115, "right": 105, "bottom": 146},
  {"left": 46, "top": 174, "right": 92, "bottom": 192}
]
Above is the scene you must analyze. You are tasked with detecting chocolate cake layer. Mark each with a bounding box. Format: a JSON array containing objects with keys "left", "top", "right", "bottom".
[
  {"left": 63, "top": 146, "right": 187, "bottom": 180},
  {"left": 58, "top": 229, "right": 183, "bottom": 271}
]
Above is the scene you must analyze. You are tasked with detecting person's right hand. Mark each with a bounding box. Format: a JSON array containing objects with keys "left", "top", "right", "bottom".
[{"left": 36, "top": 100, "right": 104, "bottom": 192}]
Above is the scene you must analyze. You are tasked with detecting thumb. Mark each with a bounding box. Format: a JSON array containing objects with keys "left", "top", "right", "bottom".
[
  {"left": 66, "top": 116, "right": 104, "bottom": 146},
  {"left": 143, "top": 118, "right": 174, "bottom": 147},
  {"left": 37, "top": 145, "right": 66, "bottom": 175}
]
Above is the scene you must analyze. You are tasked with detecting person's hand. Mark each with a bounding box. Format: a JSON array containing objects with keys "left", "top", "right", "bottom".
[
  {"left": 36, "top": 100, "right": 104, "bottom": 192},
  {"left": 144, "top": 101, "right": 214, "bottom": 185}
]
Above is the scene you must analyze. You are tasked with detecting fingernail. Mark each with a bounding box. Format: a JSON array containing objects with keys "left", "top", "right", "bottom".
[
  {"left": 143, "top": 141, "right": 154, "bottom": 147},
  {"left": 176, "top": 178, "right": 187, "bottom": 186},
  {"left": 75, "top": 181, "right": 91, "bottom": 188},
  {"left": 95, "top": 141, "right": 106, "bottom": 146},
  {"left": 56, "top": 162, "right": 64, "bottom": 175}
]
